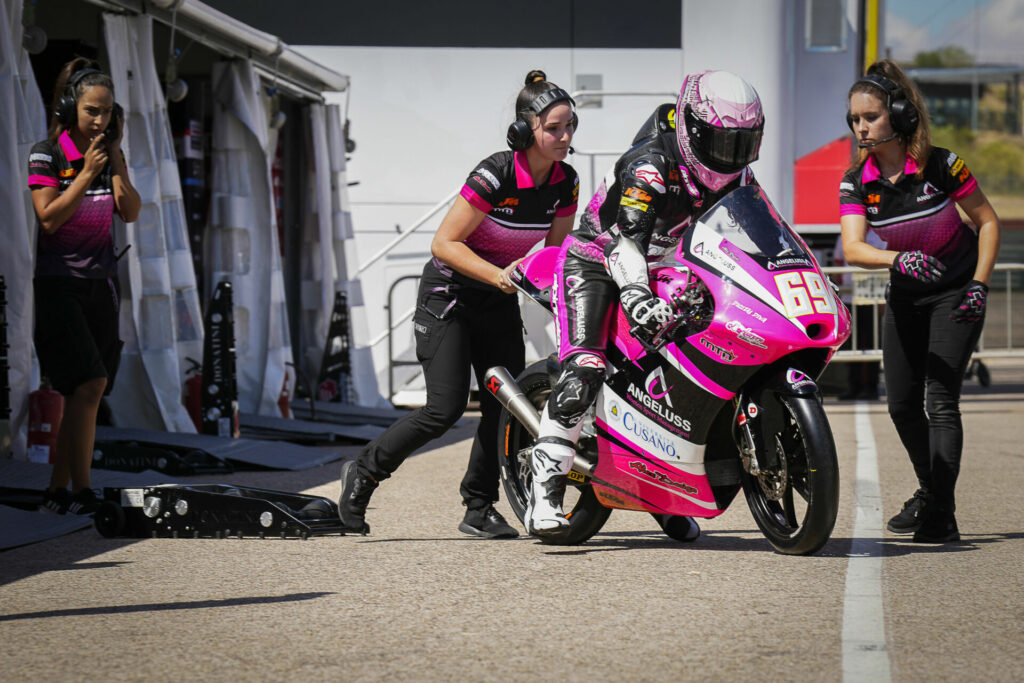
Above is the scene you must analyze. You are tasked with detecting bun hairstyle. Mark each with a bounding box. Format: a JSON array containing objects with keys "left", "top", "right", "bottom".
[
  {"left": 506, "top": 69, "right": 578, "bottom": 151},
  {"left": 48, "top": 57, "right": 115, "bottom": 141},
  {"left": 848, "top": 59, "right": 931, "bottom": 175}
]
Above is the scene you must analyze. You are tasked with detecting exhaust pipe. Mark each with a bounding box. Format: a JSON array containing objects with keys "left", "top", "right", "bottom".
[
  {"left": 484, "top": 366, "right": 596, "bottom": 479},
  {"left": 484, "top": 366, "right": 540, "bottom": 437}
]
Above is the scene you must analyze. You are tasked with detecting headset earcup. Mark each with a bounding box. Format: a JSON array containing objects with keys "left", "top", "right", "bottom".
[
  {"left": 506, "top": 118, "right": 533, "bottom": 151},
  {"left": 846, "top": 110, "right": 854, "bottom": 132},
  {"left": 889, "top": 99, "right": 919, "bottom": 137},
  {"left": 571, "top": 111, "right": 579, "bottom": 131},
  {"left": 55, "top": 94, "right": 76, "bottom": 125}
]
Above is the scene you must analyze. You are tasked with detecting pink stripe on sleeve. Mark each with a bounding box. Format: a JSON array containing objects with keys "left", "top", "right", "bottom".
[
  {"left": 28, "top": 174, "right": 58, "bottom": 188},
  {"left": 460, "top": 185, "right": 492, "bottom": 212},
  {"left": 839, "top": 204, "right": 866, "bottom": 217},
  {"left": 555, "top": 202, "right": 577, "bottom": 218},
  {"left": 951, "top": 177, "right": 978, "bottom": 200}
]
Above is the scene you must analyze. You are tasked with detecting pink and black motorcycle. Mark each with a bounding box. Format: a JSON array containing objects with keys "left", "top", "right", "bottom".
[{"left": 485, "top": 185, "right": 851, "bottom": 555}]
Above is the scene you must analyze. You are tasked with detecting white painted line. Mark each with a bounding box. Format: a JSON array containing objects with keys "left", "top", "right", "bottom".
[{"left": 842, "top": 402, "right": 892, "bottom": 683}]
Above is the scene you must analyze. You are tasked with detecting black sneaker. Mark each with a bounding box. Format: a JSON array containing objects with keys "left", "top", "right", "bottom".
[
  {"left": 338, "top": 459, "right": 377, "bottom": 534},
  {"left": 887, "top": 489, "right": 930, "bottom": 534},
  {"left": 459, "top": 504, "right": 519, "bottom": 539},
  {"left": 41, "top": 488, "right": 71, "bottom": 515},
  {"left": 67, "top": 488, "right": 102, "bottom": 516},
  {"left": 913, "top": 507, "right": 960, "bottom": 544}
]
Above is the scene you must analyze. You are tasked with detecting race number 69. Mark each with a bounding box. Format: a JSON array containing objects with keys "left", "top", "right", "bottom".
[{"left": 775, "top": 271, "right": 837, "bottom": 318}]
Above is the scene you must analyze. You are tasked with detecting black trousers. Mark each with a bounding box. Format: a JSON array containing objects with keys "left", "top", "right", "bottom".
[
  {"left": 358, "top": 261, "right": 525, "bottom": 507},
  {"left": 883, "top": 284, "right": 983, "bottom": 511}
]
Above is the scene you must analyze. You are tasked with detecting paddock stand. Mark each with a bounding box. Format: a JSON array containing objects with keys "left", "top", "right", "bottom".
[{"left": 93, "top": 484, "right": 362, "bottom": 540}]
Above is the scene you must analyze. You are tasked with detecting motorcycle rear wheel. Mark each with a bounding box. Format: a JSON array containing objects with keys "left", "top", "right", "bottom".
[
  {"left": 497, "top": 361, "right": 611, "bottom": 545},
  {"left": 740, "top": 394, "right": 839, "bottom": 555}
]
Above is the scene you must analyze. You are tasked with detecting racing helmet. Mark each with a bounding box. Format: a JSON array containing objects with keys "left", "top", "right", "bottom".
[{"left": 676, "top": 70, "right": 764, "bottom": 191}]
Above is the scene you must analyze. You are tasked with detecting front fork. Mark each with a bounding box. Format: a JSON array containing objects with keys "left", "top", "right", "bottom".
[{"left": 732, "top": 390, "right": 779, "bottom": 475}]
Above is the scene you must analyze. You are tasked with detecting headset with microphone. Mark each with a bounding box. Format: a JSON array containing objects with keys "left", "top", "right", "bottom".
[
  {"left": 506, "top": 87, "right": 578, "bottom": 152},
  {"left": 846, "top": 72, "right": 919, "bottom": 147}
]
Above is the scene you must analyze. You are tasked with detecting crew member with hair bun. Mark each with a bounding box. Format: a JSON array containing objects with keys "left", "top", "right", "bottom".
[
  {"left": 339, "top": 69, "right": 580, "bottom": 538},
  {"left": 839, "top": 59, "right": 1001, "bottom": 543},
  {"left": 28, "top": 57, "right": 140, "bottom": 515}
]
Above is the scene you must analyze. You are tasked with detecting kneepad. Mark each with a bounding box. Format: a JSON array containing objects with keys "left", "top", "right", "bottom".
[{"left": 546, "top": 354, "right": 605, "bottom": 429}]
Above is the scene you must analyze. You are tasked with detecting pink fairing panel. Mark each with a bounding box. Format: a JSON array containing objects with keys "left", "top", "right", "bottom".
[
  {"left": 592, "top": 417, "right": 725, "bottom": 518},
  {"left": 512, "top": 245, "right": 561, "bottom": 292}
]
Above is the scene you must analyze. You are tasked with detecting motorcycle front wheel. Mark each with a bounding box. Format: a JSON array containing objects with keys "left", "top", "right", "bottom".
[
  {"left": 740, "top": 394, "right": 839, "bottom": 555},
  {"left": 496, "top": 360, "right": 611, "bottom": 545}
]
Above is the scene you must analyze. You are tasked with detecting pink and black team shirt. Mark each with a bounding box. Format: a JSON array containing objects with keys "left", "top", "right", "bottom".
[
  {"left": 455, "top": 150, "right": 579, "bottom": 270},
  {"left": 28, "top": 130, "right": 118, "bottom": 279},
  {"left": 839, "top": 146, "right": 980, "bottom": 291}
]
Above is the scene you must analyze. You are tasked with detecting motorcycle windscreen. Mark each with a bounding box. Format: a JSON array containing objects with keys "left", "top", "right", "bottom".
[{"left": 676, "top": 185, "right": 814, "bottom": 270}]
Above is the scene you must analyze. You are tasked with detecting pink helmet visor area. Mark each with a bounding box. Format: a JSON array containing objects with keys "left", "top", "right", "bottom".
[{"left": 676, "top": 70, "right": 765, "bottom": 190}]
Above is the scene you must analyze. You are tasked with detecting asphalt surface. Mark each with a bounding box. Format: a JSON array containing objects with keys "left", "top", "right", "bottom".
[{"left": 1, "top": 361, "right": 1022, "bottom": 681}]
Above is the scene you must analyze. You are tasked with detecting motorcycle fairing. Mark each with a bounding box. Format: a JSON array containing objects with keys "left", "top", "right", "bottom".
[{"left": 509, "top": 245, "right": 561, "bottom": 311}]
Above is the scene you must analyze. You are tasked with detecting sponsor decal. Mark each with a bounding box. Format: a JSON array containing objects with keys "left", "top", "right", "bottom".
[
  {"left": 59, "top": 168, "right": 77, "bottom": 178},
  {"left": 494, "top": 207, "right": 514, "bottom": 214},
  {"left": 677, "top": 164, "right": 700, "bottom": 198},
  {"left": 575, "top": 354, "right": 604, "bottom": 369},
  {"left": 950, "top": 158, "right": 964, "bottom": 177},
  {"left": 958, "top": 165, "right": 971, "bottom": 183},
  {"left": 476, "top": 167, "right": 500, "bottom": 188},
  {"left": 747, "top": 402, "right": 759, "bottom": 418},
  {"left": 737, "top": 412, "right": 748, "bottom": 426},
  {"left": 485, "top": 375, "right": 503, "bottom": 394},
  {"left": 866, "top": 193, "right": 881, "bottom": 204},
  {"left": 572, "top": 178, "right": 580, "bottom": 202},
  {"left": 644, "top": 367, "right": 673, "bottom": 406},
  {"left": 628, "top": 460, "right": 698, "bottom": 495},
  {"left": 609, "top": 400, "right": 621, "bottom": 419},
  {"left": 633, "top": 164, "right": 667, "bottom": 193},
  {"left": 720, "top": 244, "right": 741, "bottom": 263},
  {"left": 725, "top": 319, "right": 767, "bottom": 349},
  {"left": 414, "top": 322, "right": 428, "bottom": 334},
  {"left": 699, "top": 337, "right": 736, "bottom": 362},
  {"left": 730, "top": 300, "right": 768, "bottom": 323},
  {"left": 472, "top": 175, "right": 492, "bottom": 192},
  {"left": 625, "top": 187, "right": 652, "bottom": 202},
  {"left": 498, "top": 197, "right": 519, "bottom": 207},
  {"left": 622, "top": 411, "right": 680, "bottom": 458},
  {"left": 666, "top": 107, "right": 676, "bottom": 130},
  {"left": 767, "top": 256, "right": 813, "bottom": 270},
  {"left": 29, "top": 153, "right": 52, "bottom": 163},
  {"left": 693, "top": 242, "right": 736, "bottom": 273},
  {"left": 597, "top": 490, "right": 627, "bottom": 506},
  {"left": 620, "top": 196, "right": 649, "bottom": 212},
  {"left": 626, "top": 382, "right": 692, "bottom": 432},
  {"left": 785, "top": 368, "right": 816, "bottom": 391},
  {"left": 568, "top": 470, "right": 586, "bottom": 483},
  {"left": 867, "top": 206, "right": 879, "bottom": 214},
  {"left": 917, "top": 181, "right": 941, "bottom": 202},
  {"left": 565, "top": 275, "right": 584, "bottom": 295},
  {"left": 839, "top": 181, "right": 854, "bottom": 192}
]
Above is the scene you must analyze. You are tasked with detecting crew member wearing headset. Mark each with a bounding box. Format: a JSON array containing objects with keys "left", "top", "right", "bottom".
[
  {"left": 338, "top": 70, "right": 579, "bottom": 538},
  {"left": 29, "top": 58, "right": 140, "bottom": 515},
  {"left": 840, "top": 60, "right": 1001, "bottom": 543}
]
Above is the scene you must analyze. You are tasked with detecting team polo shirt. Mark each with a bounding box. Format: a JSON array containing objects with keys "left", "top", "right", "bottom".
[
  {"left": 28, "top": 130, "right": 118, "bottom": 279},
  {"left": 458, "top": 150, "right": 579, "bottom": 268},
  {"left": 839, "top": 146, "right": 979, "bottom": 291}
]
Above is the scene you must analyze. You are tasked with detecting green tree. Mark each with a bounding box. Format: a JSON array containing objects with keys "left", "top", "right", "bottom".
[{"left": 911, "top": 46, "right": 975, "bottom": 68}]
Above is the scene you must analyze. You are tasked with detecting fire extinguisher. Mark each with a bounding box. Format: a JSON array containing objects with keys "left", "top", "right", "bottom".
[
  {"left": 183, "top": 357, "right": 203, "bottom": 432},
  {"left": 278, "top": 368, "right": 291, "bottom": 418},
  {"left": 28, "top": 378, "right": 64, "bottom": 464}
]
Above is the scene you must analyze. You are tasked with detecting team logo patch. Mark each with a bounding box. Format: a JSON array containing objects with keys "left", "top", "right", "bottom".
[{"left": 632, "top": 163, "right": 666, "bottom": 194}]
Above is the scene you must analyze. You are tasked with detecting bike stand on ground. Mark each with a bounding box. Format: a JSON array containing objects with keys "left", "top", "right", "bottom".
[{"left": 93, "top": 484, "right": 360, "bottom": 539}]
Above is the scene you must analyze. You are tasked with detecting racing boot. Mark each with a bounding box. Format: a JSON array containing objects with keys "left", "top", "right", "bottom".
[
  {"left": 526, "top": 440, "right": 574, "bottom": 536},
  {"left": 338, "top": 459, "right": 377, "bottom": 534}
]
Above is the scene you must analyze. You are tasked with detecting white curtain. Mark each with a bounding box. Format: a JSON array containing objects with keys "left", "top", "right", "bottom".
[
  {"left": 299, "top": 103, "right": 382, "bottom": 407},
  {"left": 102, "top": 14, "right": 202, "bottom": 432},
  {"left": 208, "top": 60, "right": 293, "bottom": 417},
  {"left": 0, "top": 0, "right": 46, "bottom": 459}
]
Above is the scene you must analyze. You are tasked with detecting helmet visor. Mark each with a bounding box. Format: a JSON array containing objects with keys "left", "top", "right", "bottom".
[{"left": 684, "top": 104, "right": 764, "bottom": 174}]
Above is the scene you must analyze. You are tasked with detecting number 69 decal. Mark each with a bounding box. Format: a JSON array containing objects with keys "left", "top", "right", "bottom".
[{"left": 775, "top": 271, "right": 837, "bottom": 318}]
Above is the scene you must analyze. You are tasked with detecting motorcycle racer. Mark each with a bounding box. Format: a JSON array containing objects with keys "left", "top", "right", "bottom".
[{"left": 527, "top": 70, "right": 765, "bottom": 537}]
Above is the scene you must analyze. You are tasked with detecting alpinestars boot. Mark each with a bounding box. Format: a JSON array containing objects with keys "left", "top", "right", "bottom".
[
  {"left": 338, "top": 459, "right": 378, "bottom": 534},
  {"left": 526, "top": 441, "right": 574, "bottom": 536}
]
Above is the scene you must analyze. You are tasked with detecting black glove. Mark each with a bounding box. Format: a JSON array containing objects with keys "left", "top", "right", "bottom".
[
  {"left": 892, "top": 250, "right": 946, "bottom": 284},
  {"left": 620, "top": 285, "right": 673, "bottom": 343},
  {"left": 950, "top": 280, "right": 988, "bottom": 323}
]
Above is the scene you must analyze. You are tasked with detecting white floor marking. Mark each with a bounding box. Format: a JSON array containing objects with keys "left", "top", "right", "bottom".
[{"left": 842, "top": 402, "right": 892, "bottom": 682}]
